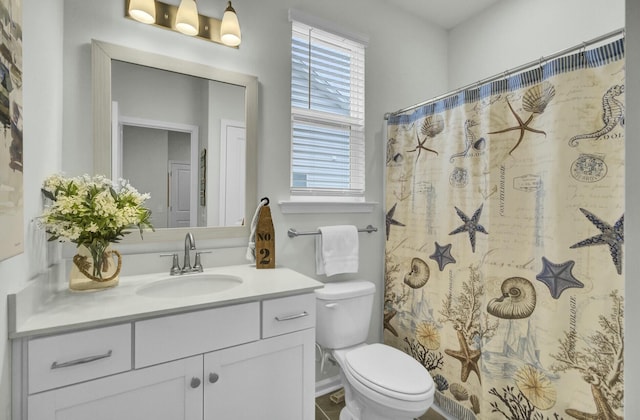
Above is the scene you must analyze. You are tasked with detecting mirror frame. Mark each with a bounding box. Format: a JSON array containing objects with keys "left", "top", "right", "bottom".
[{"left": 92, "top": 39, "right": 258, "bottom": 243}]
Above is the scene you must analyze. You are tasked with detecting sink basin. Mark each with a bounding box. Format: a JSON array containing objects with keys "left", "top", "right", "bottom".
[{"left": 136, "top": 273, "right": 243, "bottom": 298}]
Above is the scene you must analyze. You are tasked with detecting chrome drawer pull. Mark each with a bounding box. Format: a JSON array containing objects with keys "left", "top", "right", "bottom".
[
  {"left": 50, "top": 350, "right": 113, "bottom": 370},
  {"left": 275, "top": 311, "right": 308, "bottom": 322}
]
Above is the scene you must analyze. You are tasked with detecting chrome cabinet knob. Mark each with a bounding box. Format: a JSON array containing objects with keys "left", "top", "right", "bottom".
[
  {"left": 209, "top": 372, "right": 219, "bottom": 383},
  {"left": 190, "top": 377, "right": 201, "bottom": 388}
]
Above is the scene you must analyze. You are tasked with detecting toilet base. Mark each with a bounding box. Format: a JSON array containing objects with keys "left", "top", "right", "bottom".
[
  {"left": 339, "top": 395, "right": 430, "bottom": 420},
  {"left": 339, "top": 405, "right": 357, "bottom": 420},
  {"left": 337, "top": 370, "right": 432, "bottom": 420}
]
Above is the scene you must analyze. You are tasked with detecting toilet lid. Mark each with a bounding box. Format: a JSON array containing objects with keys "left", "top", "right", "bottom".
[{"left": 344, "top": 344, "right": 433, "bottom": 399}]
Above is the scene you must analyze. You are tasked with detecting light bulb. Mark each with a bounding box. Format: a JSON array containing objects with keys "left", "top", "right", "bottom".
[
  {"left": 128, "top": 0, "right": 156, "bottom": 24},
  {"left": 220, "top": 1, "right": 241, "bottom": 46},
  {"left": 176, "top": 0, "right": 199, "bottom": 36}
]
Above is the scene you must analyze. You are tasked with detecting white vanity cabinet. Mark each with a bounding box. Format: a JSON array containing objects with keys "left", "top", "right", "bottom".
[
  {"left": 16, "top": 293, "right": 316, "bottom": 420},
  {"left": 203, "top": 328, "right": 315, "bottom": 419},
  {"left": 28, "top": 355, "right": 204, "bottom": 420}
]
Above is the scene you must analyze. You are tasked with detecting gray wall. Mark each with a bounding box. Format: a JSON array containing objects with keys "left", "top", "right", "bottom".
[
  {"left": 122, "top": 125, "right": 170, "bottom": 228},
  {"left": 625, "top": 1, "right": 639, "bottom": 417},
  {"left": 448, "top": 0, "right": 624, "bottom": 89},
  {"left": 112, "top": 60, "right": 207, "bottom": 126}
]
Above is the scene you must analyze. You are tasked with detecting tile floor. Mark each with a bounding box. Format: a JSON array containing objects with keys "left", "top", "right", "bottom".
[{"left": 315, "top": 389, "right": 446, "bottom": 420}]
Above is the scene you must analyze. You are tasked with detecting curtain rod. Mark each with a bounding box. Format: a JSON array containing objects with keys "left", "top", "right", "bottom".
[{"left": 385, "top": 27, "right": 625, "bottom": 119}]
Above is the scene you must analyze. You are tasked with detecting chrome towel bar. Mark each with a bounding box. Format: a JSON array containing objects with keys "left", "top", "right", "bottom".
[{"left": 287, "top": 225, "right": 378, "bottom": 238}]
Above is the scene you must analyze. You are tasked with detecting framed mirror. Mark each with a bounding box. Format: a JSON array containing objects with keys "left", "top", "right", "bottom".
[{"left": 92, "top": 40, "right": 258, "bottom": 243}]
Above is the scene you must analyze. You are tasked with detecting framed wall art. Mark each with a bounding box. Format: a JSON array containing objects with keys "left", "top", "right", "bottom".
[{"left": 0, "top": 0, "right": 24, "bottom": 261}]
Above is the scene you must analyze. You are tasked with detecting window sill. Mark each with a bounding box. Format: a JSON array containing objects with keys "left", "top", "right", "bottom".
[{"left": 278, "top": 200, "right": 377, "bottom": 214}]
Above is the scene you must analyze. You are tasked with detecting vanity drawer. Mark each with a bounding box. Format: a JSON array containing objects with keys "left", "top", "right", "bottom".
[
  {"left": 262, "top": 293, "right": 316, "bottom": 338},
  {"left": 28, "top": 324, "right": 132, "bottom": 394},
  {"left": 135, "top": 302, "right": 260, "bottom": 368}
]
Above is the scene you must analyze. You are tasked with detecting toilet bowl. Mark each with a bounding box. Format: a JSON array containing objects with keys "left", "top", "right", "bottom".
[
  {"left": 333, "top": 344, "right": 435, "bottom": 420},
  {"left": 315, "top": 281, "right": 435, "bottom": 420}
]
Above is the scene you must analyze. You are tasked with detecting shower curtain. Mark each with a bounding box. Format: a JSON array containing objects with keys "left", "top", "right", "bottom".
[{"left": 384, "top": 38, "right": 624, "bottom": 419}]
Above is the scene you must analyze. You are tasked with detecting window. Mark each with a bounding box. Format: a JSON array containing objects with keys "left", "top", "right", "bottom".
[{"left": 290, "top": 17, "right": 366, "bottom": 199}]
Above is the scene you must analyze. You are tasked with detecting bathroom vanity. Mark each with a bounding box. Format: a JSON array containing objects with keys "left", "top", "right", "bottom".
[{"left": 8, "top": 265, "right": 322, "bottom": 420}]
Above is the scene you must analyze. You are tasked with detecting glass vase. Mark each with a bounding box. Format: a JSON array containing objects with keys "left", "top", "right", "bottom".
[{"left": 69, "top": 243, "right": 121, "bottom": 291}]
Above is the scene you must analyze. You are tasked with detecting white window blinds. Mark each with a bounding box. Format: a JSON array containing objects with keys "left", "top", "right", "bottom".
[{"left": 290, "top": 20, "right": 365, "bottom": 197}]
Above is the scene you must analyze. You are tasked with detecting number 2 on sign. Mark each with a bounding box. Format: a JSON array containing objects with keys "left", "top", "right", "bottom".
[{"left": 259, "top": 248, "right": 271, "bottom": 265}]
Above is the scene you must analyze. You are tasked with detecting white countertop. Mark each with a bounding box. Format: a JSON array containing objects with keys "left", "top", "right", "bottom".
[{"left": 8, "top": 264, "right": 324, "bottom": 339}]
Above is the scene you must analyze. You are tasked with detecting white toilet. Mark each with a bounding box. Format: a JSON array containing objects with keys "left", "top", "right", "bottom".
[{"left": 315, "top": 280, "right": 435, "bottom": 420}]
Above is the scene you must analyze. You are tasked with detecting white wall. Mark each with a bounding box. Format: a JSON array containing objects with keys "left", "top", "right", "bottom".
[
  {"left": 60, "top": 0, "right": 450, "bottom": 385},
  {"left": 448, "top": 0, "right": 624, "bottom": 89},
  {"left": 0, "top": 0, "right": 64, "bottom": 418}
]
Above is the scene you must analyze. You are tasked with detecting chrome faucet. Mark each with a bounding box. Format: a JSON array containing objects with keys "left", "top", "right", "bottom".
[
  {"left": 161, "top": 232, "right": 210, "bottom": 275},
  {"left": 181, "top": 232, "right": 196, "bottom": 273}
]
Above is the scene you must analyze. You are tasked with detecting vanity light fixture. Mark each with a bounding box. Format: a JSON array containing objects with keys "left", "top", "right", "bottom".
[{"left": 125, "top": 0, "right": 242, "bottom": 48}]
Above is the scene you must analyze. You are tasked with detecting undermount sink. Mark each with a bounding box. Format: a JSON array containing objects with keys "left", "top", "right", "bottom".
[{"left": 136, "top": 273, "right": 243, "bottom": 298}]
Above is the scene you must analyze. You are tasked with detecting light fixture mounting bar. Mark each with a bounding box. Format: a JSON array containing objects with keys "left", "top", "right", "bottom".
[{"left": 124, "top": 0, "right": 238, "bottom": 48}]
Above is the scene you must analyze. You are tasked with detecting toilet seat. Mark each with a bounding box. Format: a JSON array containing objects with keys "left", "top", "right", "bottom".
[{"left": 342, "top": 343, "right": 434, "bottom": 402}]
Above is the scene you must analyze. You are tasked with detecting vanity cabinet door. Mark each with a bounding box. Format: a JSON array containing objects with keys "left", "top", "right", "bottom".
[
  {"left": 28, "top": 356, "right": 203, "bottom": 420},
  {"left": 203, "top": 328, "right": 315, "bottom": 420}
]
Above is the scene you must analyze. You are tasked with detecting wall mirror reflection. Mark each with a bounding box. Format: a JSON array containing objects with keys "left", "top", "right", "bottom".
[
  {"left": 92, "top": 40, "right": 258, "bottom": 243},
  {"left": 112, "top": 60, "right": 246, "bottom": 229}
]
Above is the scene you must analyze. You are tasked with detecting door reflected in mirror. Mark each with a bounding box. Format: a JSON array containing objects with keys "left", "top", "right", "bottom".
[
  {"left": 121, "top": 125, "right": 192, "bottom": 229},
  {"left": 112, "top": 60, "right": 246, "bottom": 228}
]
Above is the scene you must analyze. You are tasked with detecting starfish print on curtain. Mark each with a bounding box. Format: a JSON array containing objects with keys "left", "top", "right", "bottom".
[
  {"left": 429, "top": 242, "right": 456, "bottom": 271},
  {"left": 570, "top": 208, "right": 624, "bottom": 275},
  {"left": 406, "top": 114, "right": 444, "bottom": 159},
  {"left": 488, "top": 81, "right": 555, "bottom": 155},
  {"left": 535, "top": 257, "right": 584, "bottom": 299},
  {"left": 444, "top": 330, "right": 481, "bottom": 384},
  {"left": 385, "top": 203, "right": 405, "bottom": 240},
  {"left": 449, "top": 204, "right": 488, "bottom": 253}
]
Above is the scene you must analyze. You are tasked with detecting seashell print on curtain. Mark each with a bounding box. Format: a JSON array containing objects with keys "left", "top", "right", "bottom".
[{"left": 384, "top": 37, "right": 624, "bottom": 420}]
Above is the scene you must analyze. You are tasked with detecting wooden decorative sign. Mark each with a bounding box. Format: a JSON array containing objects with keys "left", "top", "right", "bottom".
[{"left": 255, "top": 201, "right": 275, "bottom": 269}]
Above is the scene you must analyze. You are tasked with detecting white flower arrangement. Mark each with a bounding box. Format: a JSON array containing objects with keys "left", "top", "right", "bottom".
[{"left": 39, "top": 174, "right": 154, "bottom": 279}]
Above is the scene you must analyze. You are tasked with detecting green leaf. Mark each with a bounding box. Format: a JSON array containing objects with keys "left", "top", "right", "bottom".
[{"left": 41, "top": 189, "right": 56, "bottom": 201}]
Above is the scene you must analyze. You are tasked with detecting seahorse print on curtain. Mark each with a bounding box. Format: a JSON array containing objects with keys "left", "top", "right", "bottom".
[{"left": 384, "top": 38, "right": 624, "bottom": 420}]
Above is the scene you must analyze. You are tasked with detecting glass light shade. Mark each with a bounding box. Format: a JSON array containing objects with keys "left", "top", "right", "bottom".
[
  {"left": 175, "top": 0, "right": 199, "bottom": 36},
  {"left": 220, "top": 2, "right": 241, "bottom": 47},
  {"left": 128, "top": 0, "right": 156, "bottom": 24}
]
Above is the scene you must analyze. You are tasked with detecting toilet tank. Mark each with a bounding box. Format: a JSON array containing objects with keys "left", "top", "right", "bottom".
[{"left": 314, "top": 280, "right": 376, "bottom": 349}]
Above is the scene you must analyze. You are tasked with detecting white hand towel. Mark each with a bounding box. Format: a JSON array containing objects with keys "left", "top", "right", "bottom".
[{"left": 315, "top": 225, "right": 359, "bottom": 276}]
